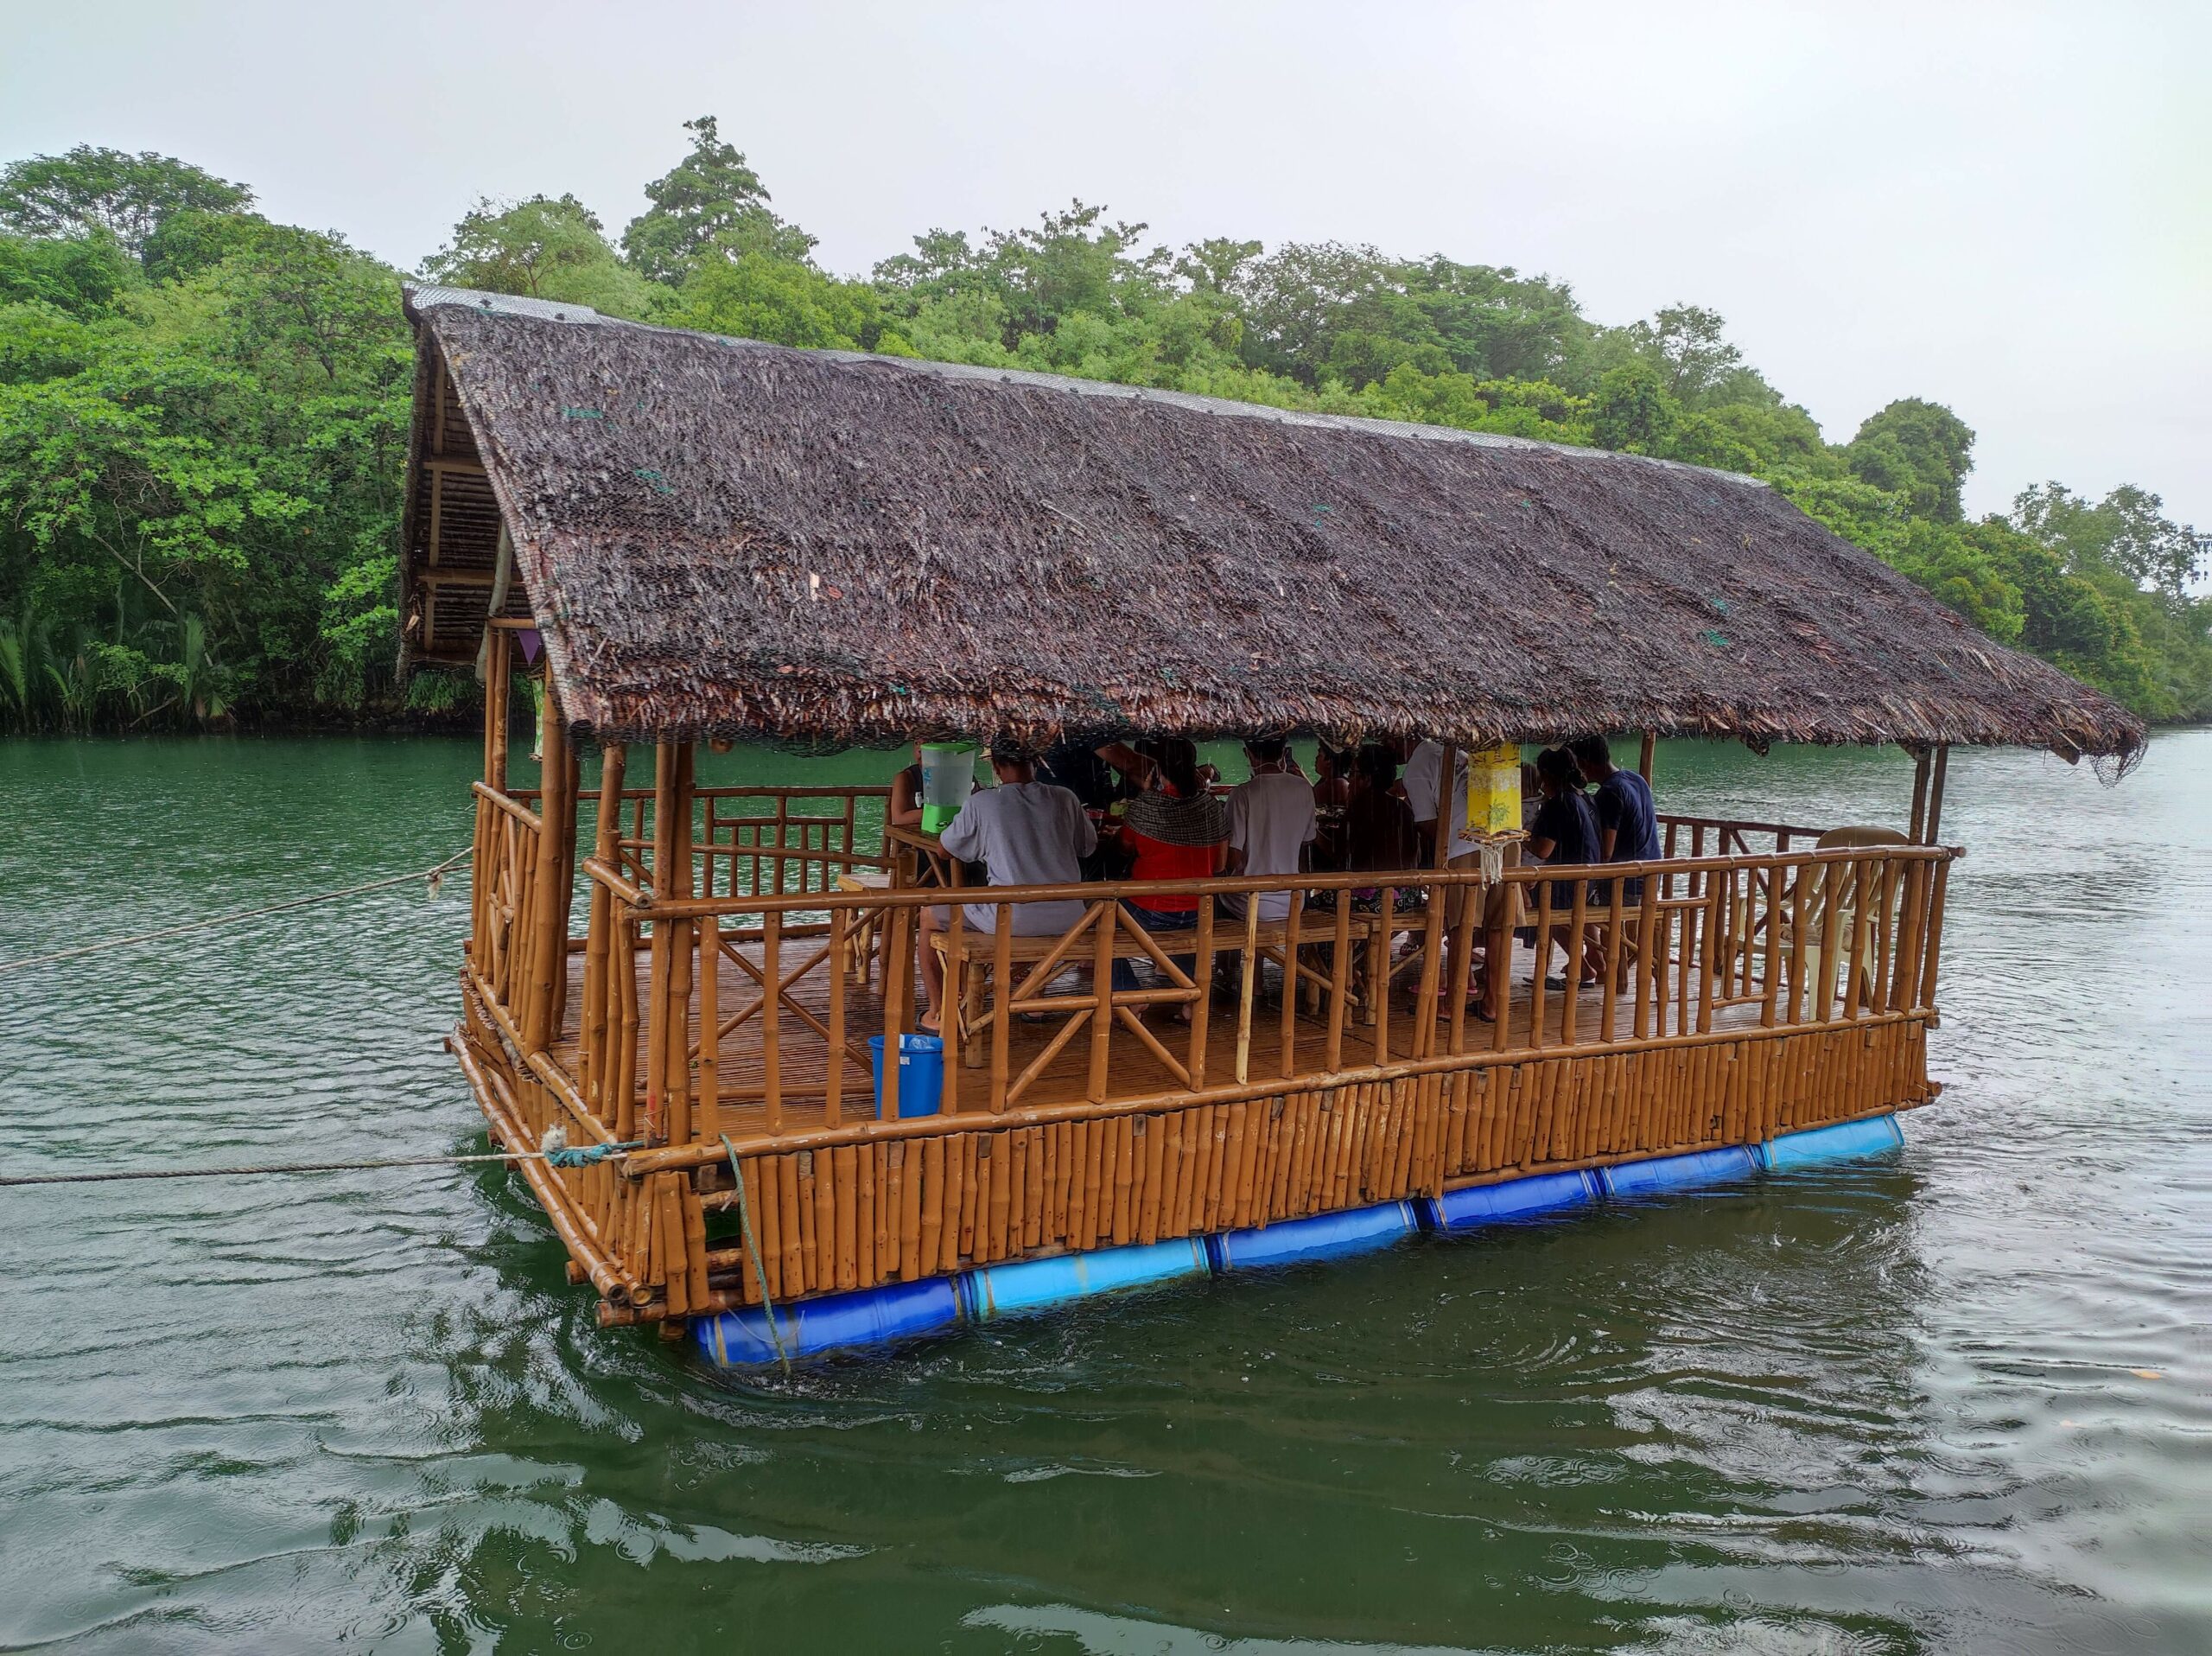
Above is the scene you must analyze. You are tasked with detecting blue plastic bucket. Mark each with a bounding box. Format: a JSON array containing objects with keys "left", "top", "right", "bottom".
[
  {"left": 1419, "top": 1169, "right": 1599, "bottom": 1232},
  {"left": 1599, "top": 1144, "right": 1758, "bottom": 1199},
  {"left": 1763, "top": 1113, "right": 1904, "bottom": 1171},
  {"left": 1207, "top": 1200, "right": 1418, "bottom": 1271},
  {"left": 868, "top": 1034, "right": 944, "bottom": 1118},
  {"left": 694, "top": 1277, "right": 962, "bottom": 1366},
  {"left": 962, "top": 1237, "right": 1210, "bottom": 1321}
]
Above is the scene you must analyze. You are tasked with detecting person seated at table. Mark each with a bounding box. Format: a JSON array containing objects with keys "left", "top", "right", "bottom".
[
  {"left": 1343, "top": 744, "right": 1418, "bottom": 876},
  {"left": 1309, "top": 744, "right": 1355, "bottom": 870},
  {"left": 888, "top": 741, "right": 926, "bottom": 830},
  {"left": 1036, "top": 737, "right": 1118, "bottom": 879},
  {"left": 1527, "top": 746, "right": 1604, "bottom": 989},
  {"left": 1110, "top": 737, "right": 1228, "bottom": 1011},
  {"left": 1223, "top": 737, "right": 1317, "bottom": 922},
  {"left": 1571, "top": 734, "right": 1661, "bottom": 903},
  {"left": 918, "top": 742, "right": 1095, "bottom": 1031}
]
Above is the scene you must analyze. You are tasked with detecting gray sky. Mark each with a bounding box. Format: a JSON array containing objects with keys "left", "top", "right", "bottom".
[{"left": 8, "top": 0, "right": 2207, "bottom": 525}]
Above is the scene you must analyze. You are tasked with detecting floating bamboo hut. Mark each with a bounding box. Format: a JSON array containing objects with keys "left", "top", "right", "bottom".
[{"left": 399, "top": 285, "right": 2143, "bottom": 1362}]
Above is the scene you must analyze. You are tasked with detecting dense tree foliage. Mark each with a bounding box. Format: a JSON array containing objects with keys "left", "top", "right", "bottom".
[{"left": 2, "top": 125, "right": 2204, "bottom": 733}]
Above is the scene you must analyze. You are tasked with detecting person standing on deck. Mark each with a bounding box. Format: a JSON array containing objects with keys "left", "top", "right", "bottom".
[
  {"left": 918, "top": 742, "right": 1095, "bottom": 1032},
  {"left": 1403, "top": 736, "right": 1485, "bottom": 995},
  {"left": 1223, "top": 737, "right": 1316, "bottom": 921}
]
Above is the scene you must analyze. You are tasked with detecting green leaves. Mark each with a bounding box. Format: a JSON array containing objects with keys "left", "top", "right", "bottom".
[
  {"left": 0, "top": 145, "right": 252, "bottom": 261},
  {"left": 622, "top": 117, "right": 812, "bottom": 284},
  {"left": 423, "top": 195, "right": 663, "bottom": 321}
]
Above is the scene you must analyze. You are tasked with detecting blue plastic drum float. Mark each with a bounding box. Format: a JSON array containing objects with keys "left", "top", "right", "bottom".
[{"left": 696, "top": 1114, "right": 1907, "bottom": 1369}]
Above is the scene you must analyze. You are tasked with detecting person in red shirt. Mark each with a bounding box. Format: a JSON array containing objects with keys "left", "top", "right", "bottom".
[{"left": 1108, "top": 737, "right": 1227, "bottom": 1014}]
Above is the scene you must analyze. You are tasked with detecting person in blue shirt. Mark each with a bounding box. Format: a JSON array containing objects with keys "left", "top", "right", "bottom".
[{"left": 1569, "top": 735, "right": 1661, "bottom": 904}]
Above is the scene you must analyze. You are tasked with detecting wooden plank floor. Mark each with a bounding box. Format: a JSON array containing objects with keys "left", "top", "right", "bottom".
[{"left": 550, "top": 934, "right": 1771, "bottom": 1139}]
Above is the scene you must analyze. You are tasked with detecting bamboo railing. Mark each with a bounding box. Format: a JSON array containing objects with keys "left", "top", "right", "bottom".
[{"left": 460, "top": 748, "right": 1959, "bottom": 1324}]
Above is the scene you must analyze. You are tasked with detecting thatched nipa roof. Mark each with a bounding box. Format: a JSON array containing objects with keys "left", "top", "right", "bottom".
[{"left": 400, "top": 286, "right": 2144, "bottom": 760}]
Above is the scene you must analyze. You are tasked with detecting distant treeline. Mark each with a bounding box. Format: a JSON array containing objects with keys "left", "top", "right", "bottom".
[{"left": 3, "top": 122, "right": 2206, "bottom": 733}]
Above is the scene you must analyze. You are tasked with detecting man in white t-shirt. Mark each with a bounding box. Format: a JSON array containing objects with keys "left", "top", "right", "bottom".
[
  {"left": 918, "top": 742, "right": 1096, "bottom": 1029},
  {"left": 1402, "top": 738, "right": 1482, "bottom": 866},
  {"left": 1224, "top": 737, "right": 1316, "bottom": 922},
  {"left": 1403, "top": 738, "right": 1497, "bottom": 988}
]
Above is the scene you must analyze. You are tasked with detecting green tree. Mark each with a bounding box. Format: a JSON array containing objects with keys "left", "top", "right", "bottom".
[
  {"left": 622, "top": 117, "right": 812, "bottom": 283},
  {"left": 674, "top": 249, "right": 906, "bottom": 352},
  {"left": 423, "top": 194, "right": 661, "bottom": 319},
  {"left": 2014, "top": 481, "right": 2208, "bottom": 603},
  {"left": 0, "top": 145, "right": 252, "bottom": 261},
  {"left": 0, "top": 229, "right": 136, "bottom": 315},
  {"left": 1847, "top": 398, "right": 1974, "bottom": 523},
  {"left": 1589, "top": 360, "right": 1679, "bottom": 455}
]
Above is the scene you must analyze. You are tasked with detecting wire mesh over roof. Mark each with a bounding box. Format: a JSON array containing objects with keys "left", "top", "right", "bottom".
[{"left": 400, "top": 286, "right": 2144, "bottom": 760}]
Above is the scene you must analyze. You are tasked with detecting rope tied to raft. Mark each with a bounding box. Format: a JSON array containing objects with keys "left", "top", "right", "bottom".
[
  {"left": 0, "top": 846, "right": 474, "bottom": 976},
  {"left": 537, "top": 1126, "right": 642, "bottom": 1168},
  {"left": 721, "top": 1133, "right": 793, "bottom": 1376}
]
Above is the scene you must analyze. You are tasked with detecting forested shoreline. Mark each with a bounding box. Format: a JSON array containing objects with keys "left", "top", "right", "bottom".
[{"left": 3, "top": 122, "right": 2205, "bottom": 735}]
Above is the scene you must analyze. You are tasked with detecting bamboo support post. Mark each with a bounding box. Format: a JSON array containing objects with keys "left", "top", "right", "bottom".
[
  {"left": 1232, "top": 895, "right": 1261, "bottom": 1085},
  {"left": 1923, "top": 745, "right": 1948, "bottom": 845},
  {"left": 520, "top": 673, "right": 569, "bottom": 1053},
  {"left": 1326, "top": 897, "right": 1352, "bottom": 1072},
  {"left": 762, "top": 909, "right": 784, "bottom": 1134},
  {"left": 696, "top": 912, "right": 720, "bottom": 1142},
  {"left": 990, "top": 903, "right": 1014, "bottom": 1112},
  {"left": 826, "top": 907, "right": 849, "bottom": 1126},
  {"left": 1188, "top": 897, "right": 1217, "bottom": 1092},
  {"left": 1090, "top": 902, "right": 1116, "bottom": 1103}
]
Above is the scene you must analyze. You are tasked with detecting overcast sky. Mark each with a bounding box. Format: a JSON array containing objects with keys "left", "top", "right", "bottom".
[{"left": 6, "top": 1, "right": 2206, "bottom": 525}]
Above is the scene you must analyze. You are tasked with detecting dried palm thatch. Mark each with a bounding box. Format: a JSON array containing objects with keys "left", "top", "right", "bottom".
[{"left": 402, "top": 287, "right": 2143, "bottom": 760}]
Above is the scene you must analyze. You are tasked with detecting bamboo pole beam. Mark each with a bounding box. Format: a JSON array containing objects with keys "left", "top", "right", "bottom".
[
  {"left": 1907, "top": 747, "right": 1932, "bottom": 842},
  {"left": 1414, "top": 746, "right": 1455, "bottom": 1060},
  {"left": 761, "top": 909, "right": 784, "bottom": 1135},
  {"left": 1638, "top": 731, "right": 1656, "bottom": 781},
  {"left": 1090, "top": 901, "right": 1116, "bottom": 1103},
  {"left": 1923, "top": 744, "right": 1949, "bottom": 845},
  {"left": 1325, "top": 895, "right": 1352, "bottom": 1073},
  {"left": 664, "top": 744, "right": 696, "bottom": 1146},
  {"left": 451, "top": 1035, "right": 642, "bottom": 1306},
  {"left": 1235, "top": 895, "right": 1262, "bottom": 1086},
  {"left": 580, "top": 744, "right": 626, "bottom": 1112},
  {"left": 696, "top": 913, "right": 720, "bottom": 1142},
  {"left": 1188, "top": 896, "right": 1217, "bottom": 1093},
  {"left": 520, "top": 672, "right": 569, "bottom": 1053},
  {"left": 826, "top": 906, "right": 849, "bottom": 1127},
  {"left": 642, "top": 742, "right": 678, "bottom": 1144},
  {"left": 990, "top": 902, "right": 1014, "bottom": 1113}
]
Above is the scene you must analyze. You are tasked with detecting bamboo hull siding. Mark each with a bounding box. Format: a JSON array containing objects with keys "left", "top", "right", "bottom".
[{"left": 454, "top": 987, "right": 1931, "bottom": 1328}]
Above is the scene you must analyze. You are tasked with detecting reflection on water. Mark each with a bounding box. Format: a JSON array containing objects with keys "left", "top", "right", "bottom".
[{"left": 0, "top": 734, "right": 2205, "bottom": 1653}]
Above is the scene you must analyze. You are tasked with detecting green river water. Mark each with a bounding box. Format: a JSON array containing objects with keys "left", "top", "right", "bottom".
[{"left": 0, "top": 734, "right": 2204, "bottom": 1654}]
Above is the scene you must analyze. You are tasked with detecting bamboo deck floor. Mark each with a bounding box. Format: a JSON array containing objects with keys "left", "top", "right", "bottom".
[{"left": 551, "top": 939, "right": 1767, "bottom": 1141}]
